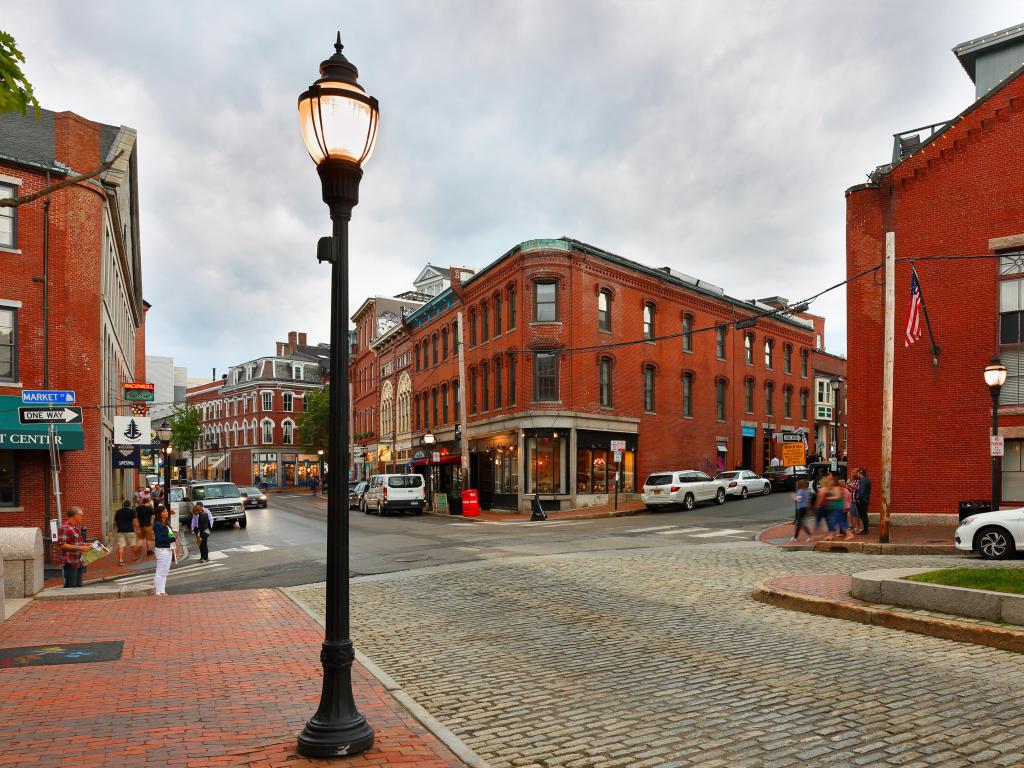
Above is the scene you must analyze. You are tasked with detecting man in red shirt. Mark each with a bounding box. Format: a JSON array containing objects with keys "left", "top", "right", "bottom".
[{"left": 59, "top": 507, "right": 92, "bottom": 588}]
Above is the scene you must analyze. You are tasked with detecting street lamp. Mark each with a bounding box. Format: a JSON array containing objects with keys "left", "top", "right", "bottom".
[
  {"left": 829, "top": 378, "right": 842, "bottom": 464},
  {"left": 156, "top": 418, "right": 173, "bottom": 527},
  {"left": 296, "top": 32, "right": 378, "bottom": 758},
  {"left": 318, "top": 449, "right": 325, "bottom": 493},
  {"left": 985, "top": 359, "right": 1008, "bottom": 511}
]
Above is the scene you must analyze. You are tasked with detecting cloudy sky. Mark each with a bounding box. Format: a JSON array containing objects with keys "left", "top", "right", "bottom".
[{"left": 6, "top": 1, "right": 1020, "bottom": 378}]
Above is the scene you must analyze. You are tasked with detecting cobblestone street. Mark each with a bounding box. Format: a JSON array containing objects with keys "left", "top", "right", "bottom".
[{"left": 291, "top": 543, "right": 1024, "bottom": 767}]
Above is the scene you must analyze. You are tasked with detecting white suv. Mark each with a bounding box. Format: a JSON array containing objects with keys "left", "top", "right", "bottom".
[
  {"left": 182, "top": 481, "right": 247, "bottom": 528},
  {"left": 641, "top": 470, "right": 727, "bottom": 511},
  {"left": 362, "top": 474, "right": 426, "bottom": 515}
]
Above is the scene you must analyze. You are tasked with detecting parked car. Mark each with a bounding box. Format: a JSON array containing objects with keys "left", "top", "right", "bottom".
[
  {"left": 348, "top": 481, "right": 368, "bottom": 510},
  {"left": 808, "top": 461, "right": 848, "bottom": 491},
  {"left": 763, "top": 465, "right": 811, "bottom": 491},
  {"left": 955, "top": 509, "right": 1024, "bottom": 559},
  {"left": 239, "top": 486, "right": 268, "bottom": 509},
  {"left": 169, "top": 486, "right": 187, "bottom": 522},
  {"left": 146, "top": 474, "right": 160, "bottom": 488},
  {"left": 179, "top": 481, "right": 247, "bottom": 528},
  {"left": 715, "top": 470, "right": 771, "bottom": 499},
  {"left": 362, "top": 474, "right": 426, "bottom": 515},
  {"left": 641, "top": 470, "right": 727, "bottom": 511}
]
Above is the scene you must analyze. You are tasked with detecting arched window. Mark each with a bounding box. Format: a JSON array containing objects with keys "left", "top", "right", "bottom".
[
  {"left": 682, "top": 372, "right": 694, "bottom": 417},
  {"left": 261, "top": 419, "right": 274, "bottom": 444},
  {"left": 431, "top": 388, "right": 439, "bottom": 427},
  {"left": 282, "top": 419, "right": 295, "bottom": 445},
  {"left": 784, "top": 385, "right": 793, "bottom": 419},
  {"left": 784, "top": 343, "right": 793, "bottom": 374},
  {"left": 494, "top": 357, "right": 503, "bottom": 408},
  {"left": 598, "top": 290, "right": 612, "bottom": 332},
  {"left": 415, "top": 343, "right": 421, "bottom": 372},
  {"left": 481, "top": 302, "right": 490, "bottom": 342},
  {"left": 682, "top": 314, "right": 693, "bottom": 352},
  {"left": 441, "top": 327, "right": 449, "bottom": 359},
  {"left": 745, "top": 378, "right": 755, "bottom": 413},
  {"left": 442, "top": 383, "right": 449, "bottom": 423},
  {"left": 380, "top": 380, "right": 394, "bottom": 438},
  {"left": 397, "top": 373, "right": 412, "bottom": 436},
  {"left": 800, "top": 389, "right": 809, "bottom": 420},
  {"left": 250, "top": 421, "right": 257, "bottom": 444},
  {"left": 432, "top": 334, "right": 438, "bottom": 366},
  {"left": 452, "top": 321, "right": 459, "bottom": 352},
  {"left": 643, "top": 365, "right": 656, "bottom": 412},
  {"left": 716, "top": 325, "right": 727, "bottom": 359},
  {"left": 470, "top": 367, "right": 478, "bottom": 413},
  {"left": 745, "top": 334, "right": 754, "bottom": 365},
  {"left": 765, "top": 339, "right": 774, "bottom": 369},
  {"left": 599, "top": 357, "right": 612, "bottom": 407},
  {"left": 482, "top": 361, "right": 490, "bottom": 411},
  {"left": 765, "top": 381, "right": 775, "bottom": 417},
  {"left": 507, "top": 285, "right": 517, "bottom": 329},
  {"left": 643, "top": 302, "right": 655, "bottom": 340}
]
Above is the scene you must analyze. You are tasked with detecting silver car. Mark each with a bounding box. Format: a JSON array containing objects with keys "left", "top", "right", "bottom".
[
  {"left": 641, "top": 470, "right": 727, "bottom": 511},
  {"left": 715, "top": 470, "right": 772, "bottom": 499}
]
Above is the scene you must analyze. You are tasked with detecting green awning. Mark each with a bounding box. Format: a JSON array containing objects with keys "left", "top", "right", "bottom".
[{"left": 0, "top": 395, "right": 85, "bottom": 451}]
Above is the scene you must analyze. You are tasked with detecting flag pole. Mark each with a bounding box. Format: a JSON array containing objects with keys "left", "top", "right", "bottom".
[{"left": 911, "top": 262, "right": 941, "bottom": 366}]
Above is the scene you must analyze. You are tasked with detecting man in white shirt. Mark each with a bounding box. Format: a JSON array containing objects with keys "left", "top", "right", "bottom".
[{"left": 770, "top": 456, "right": 782, "bottom": 468}]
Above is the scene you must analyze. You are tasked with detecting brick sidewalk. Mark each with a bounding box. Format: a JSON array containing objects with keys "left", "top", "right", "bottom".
[
  {"left": 759, "top": 521, "right": 960, "bottom": 554},
  {"left": 0, "top": 589, "right": 465, "bottom": 768}
]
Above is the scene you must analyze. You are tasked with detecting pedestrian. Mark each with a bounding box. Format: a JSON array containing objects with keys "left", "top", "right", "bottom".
[
  {"left": 190, "top": 501, "right": 213, "bottom": 563},
  {"left": 153, "top": 507, "right": 175, "bottom": 596},
  {"left": 839, "top": 479, "right": 855, "bottom": 531},
  {"left": 856, "top": 468, "right": 872, "bottom": 535},
  {"left": 823, "top": 476, "right": 854, "bottom": 542},
  {"left": 59, "top": 507, "right": 92, "bottom": 588},
  {"left": 813, "top": 475, "right": 832, "bottom": 534},
  {"left": 791, "top": 480, "right": 814, "bottom": 541},
  {"left": 848, "top": 470, "right": 862, "bottom": 534},
  {"left": 113, "top": 499, "right": 139, "bottom": 566},
  {"left": 135, "top": 498, "right": 156, "bottom": 558},
  {"left": 151, "top": 484, "right": 164, "bottom": 506}
]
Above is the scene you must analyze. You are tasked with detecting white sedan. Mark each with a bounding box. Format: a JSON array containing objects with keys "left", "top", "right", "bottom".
[
  {"left": 641, "top": 470, "right": 727, "bottom": 511},
  {"left": 715, "top": 470, "right": 772, "bottom": 499},
  {"left": 955, "top": 509, "right": 1023, "bottom": 559}
]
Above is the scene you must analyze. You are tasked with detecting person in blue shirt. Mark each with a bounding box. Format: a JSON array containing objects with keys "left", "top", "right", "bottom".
[
  {"left": 152, "top": 506, "right": 175, "bottom": 595},
  {"left": 791, "top": 480, "right": 814, "bottom": 541}
]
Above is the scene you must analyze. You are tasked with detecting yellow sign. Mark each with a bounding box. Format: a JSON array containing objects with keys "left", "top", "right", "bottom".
[{"left": 782, "top": 442, "right": 806, "bottom": 467}]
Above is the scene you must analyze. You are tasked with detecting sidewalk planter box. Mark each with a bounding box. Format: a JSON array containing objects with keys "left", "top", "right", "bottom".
[
  {"left": 0, "top": 528, "right": 44, "bottom": 599},
  {"left": 851, "top": 567, "right": 1024, "bottom": 625}
]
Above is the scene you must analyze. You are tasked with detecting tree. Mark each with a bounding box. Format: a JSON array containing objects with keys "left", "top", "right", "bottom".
[
  {"left": 0, "top": 31, "right": 39, "bottom": 117},
  {"left": 169, "top": 404, "right": 202, "bottom": 479},
  {"left": 299, "top": 386, "right": 329, "bottom": 458}
]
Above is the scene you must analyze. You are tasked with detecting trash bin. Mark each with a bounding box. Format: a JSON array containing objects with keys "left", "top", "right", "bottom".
[
  {"left": 462, "top": 489, "right": 480, "bottom": 517},
  {"left": 958, "top": 500, "right": 991, "bottom": 522}
]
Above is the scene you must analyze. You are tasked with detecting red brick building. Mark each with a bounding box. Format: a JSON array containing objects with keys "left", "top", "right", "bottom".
[
  {"left": 847, "top": 23, "right": 1024, "bottom": 520},
  {"left": 400, "top": 238, "right": 819, "bottom": 513},
  {"left": 186, "top": 331, "right": 329, "bottom": 489},
  {"left": 0, "top": 108, "right": 146, "bottom": 554}
]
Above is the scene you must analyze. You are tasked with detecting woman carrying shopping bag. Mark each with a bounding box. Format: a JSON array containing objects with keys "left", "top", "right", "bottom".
[{"left": 152, "top": 507, "right": 176, "bottom": 596}]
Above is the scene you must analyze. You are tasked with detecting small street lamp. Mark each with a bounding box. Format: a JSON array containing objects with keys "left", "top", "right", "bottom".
[
  {"left": 318, "top": 449, "right": 325, "bottom": 493},
  {"left": 156, "top": 418, "right": 173, "bottom": 525},
  {"left": 295, "top": 32, "right": 378, "bottom": 758},
  {"left": 985, "top": 359, "right": 1008, "bottom": 511},
  {"left": 829, "top": 378, "right": 842, "bottom": 465}
]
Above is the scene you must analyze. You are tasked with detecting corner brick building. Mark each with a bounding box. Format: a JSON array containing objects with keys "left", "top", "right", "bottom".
[
  {"left": 0, "top": 108, "right": 146, "bottom": 554},
  {"left": 847, "top": 23, "right": 1024, "bottom": 520},
  {"left": 366, "top": 238, "right": 820, "bottom": 513}
]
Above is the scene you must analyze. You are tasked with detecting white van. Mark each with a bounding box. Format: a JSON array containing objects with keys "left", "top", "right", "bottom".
[{"left": 362, "top": 474, "right": 426, "bottom": 515}]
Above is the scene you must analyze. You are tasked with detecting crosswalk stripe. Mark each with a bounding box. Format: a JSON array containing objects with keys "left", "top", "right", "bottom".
[
  {"left": 689, "top": 529, "right": 751, "bottom": 538},
  {"left": 114, "top": 561, "right": 225, "bottom": 585},
  {"left": 655, "top": 527, "right": 712, "bottom": 535},
  {"left": 626, "top": 525, "right": 677, "bottom": 533}
]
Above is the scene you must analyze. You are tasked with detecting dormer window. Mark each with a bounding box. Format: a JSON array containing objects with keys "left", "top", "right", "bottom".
[{"left": 292, "top": 364, "right": 303, "bottom": 380}]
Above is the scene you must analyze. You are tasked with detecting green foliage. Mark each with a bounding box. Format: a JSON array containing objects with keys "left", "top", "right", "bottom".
[
  {"left": 907, "top": 568, "right": 1024, "bottom": 595},
  {"left": 299, "top": 387, "right": 329, "bottom": 457},
  {"left": 169, "top": 403, "right": 202, "bottom": 465},
  {"left": 0, "top": 31, "right": 40, "bottom": 117}
]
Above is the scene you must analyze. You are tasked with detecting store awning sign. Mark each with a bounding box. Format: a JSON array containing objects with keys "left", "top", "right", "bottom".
[
  {"left": 112, "top": 445, "right": 141, "bottom": 469},
  {"left": 113, "top": 416, "right": 151, "bottom": 445}
]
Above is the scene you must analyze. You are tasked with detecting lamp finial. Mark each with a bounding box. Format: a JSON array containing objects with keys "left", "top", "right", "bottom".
[{"left": 335, "top": 31, "right": 343, "bottom": 53}]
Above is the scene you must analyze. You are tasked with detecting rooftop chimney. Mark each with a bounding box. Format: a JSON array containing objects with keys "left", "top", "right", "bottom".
[{"left": 298, "top": 332, "right": 307, "bottom": 346}]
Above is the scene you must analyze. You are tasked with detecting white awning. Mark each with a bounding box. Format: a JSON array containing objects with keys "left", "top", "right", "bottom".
[{"left": 209, "top": 455, "right": 226, "bottom": 470}]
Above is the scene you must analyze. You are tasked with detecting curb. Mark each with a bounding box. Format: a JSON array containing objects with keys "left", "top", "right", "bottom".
[
  {"left": 279, "top": 586, "right": 491, "bottom": 768},
  {"left": 753, "top": 580, "right": 1024, "bottom": 654},
  {"left": 424, "top": 507, "right": 648, "bottom": 522}
]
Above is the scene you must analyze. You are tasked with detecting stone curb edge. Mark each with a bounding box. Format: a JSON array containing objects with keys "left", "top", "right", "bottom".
[
  {"left": 278, "top": 586, "right": 491, "bottom": 768},
  {"left": 423, "top": 508, "right": 648, "bottom": 522},
  {"left": 752, "top": 580, "right": 1024, "bottom": 654}
]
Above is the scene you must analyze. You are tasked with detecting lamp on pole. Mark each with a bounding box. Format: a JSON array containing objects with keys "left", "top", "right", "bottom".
[
  {"left": 318, "top": 449, "right": 325, "bottom": 494},
  {"left": 829, "top": 378, "right": 842, "bottom": 465},
  {"left": 156, "top": 418, "right": 173, "bottom": 526},
  {"left": 296, "top": 32, "right": 378, "bottom": 758},
  {"left": 985, "top": 359, "right": 1008, "bottom": 511}
]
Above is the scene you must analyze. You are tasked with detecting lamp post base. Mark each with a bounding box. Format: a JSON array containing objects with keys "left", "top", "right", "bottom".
[
  {"left": 297, "top": 638, "right": 374, "bottom": 758},
  {"left": 297, "top": 717, "right": 374, "bottom": 758}
]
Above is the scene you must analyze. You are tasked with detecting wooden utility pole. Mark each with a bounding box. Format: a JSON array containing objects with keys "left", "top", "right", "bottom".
[
  {"left": 456, "top": 311, "right": 470, "bottom": 491},
  {"left": 879, "top": 232, "right": 895, "bottom": 543}
]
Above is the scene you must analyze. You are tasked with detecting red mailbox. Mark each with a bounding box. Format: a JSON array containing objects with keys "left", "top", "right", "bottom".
[{"left": 461, "top": 489, "right": 480, "bottom": 517}]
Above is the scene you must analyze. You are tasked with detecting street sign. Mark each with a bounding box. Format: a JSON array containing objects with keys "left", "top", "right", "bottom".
[
  {"left": 782, "top": 443, "right": 806, "bottom": 467},
  {"left": 124, "top": 382, "right": 155, "bottom": 402},
  {"left": 613, "top": 450, "right": 623, "bottom": 463},
  {"left": 113, "top": 415, "right": 151, "bottom": 445},
  {"left": 781, "top": 433, "right": 803, "bottom": 443},
  {"left": 610, "top": 439, "right": 626, "bottom": 452},
  {"left": 830, "top": 457, "right": 838, "bottom": 471},
  {"left": 991, "top": 435, "right": 1005, "bottom": 457},
  {"left": 18, "top": 406, "right": 83, "bottom": 424},
  {"left": 21, "top": 390, "right": 75, "bottom": 404},
  {"left": 432, "top": 451, "right": 441, "bottom": 463}
]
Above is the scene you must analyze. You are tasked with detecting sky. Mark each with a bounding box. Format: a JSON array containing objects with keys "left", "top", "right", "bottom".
[{"left": 5, "top": 1, "right": 1021, "bottom": 378}]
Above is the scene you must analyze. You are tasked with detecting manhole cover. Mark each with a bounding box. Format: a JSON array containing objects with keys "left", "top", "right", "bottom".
[
  {"left": 0, "top": 641, "right": 124, "bottom": 669},
  {"left": 393, "top": 555, "right": 430, "bottom": 563}
]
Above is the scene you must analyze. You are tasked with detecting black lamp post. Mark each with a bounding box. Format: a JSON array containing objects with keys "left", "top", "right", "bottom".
[
  {"left": 296, "top": 32, "right": 378, "bottom": 758},
  {"left": 830, "top": 378, "right": 842, "bottom": 464},
  {"left": 318, "top": 448, "right": 325, "bottom": 493},
  {"left": 985, "top": 359, "right": 1008, "bottom": 511},
  {"left": 156, "top": 418, "right": 173, "bottom": 523}
]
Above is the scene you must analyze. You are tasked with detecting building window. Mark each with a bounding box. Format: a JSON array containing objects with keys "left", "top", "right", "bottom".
[
  {"left": 508, "top": 286, "right": 517, "bottom": 329},
  {"left": 744, "top": 378, "right": 754, "bottom": 413},
  {"left": 283, "top": 393, "right": 293, "bottom": 412},
  {"left": 0, "top": 183, "right": 15, "bottom": 248},
  {"left": 801, "top": 349, "right": 809, "bottom": 377},
  {"left": 682, "top": 314, "right": 693, "bottom": 352},
  {"left": 745, "top": 334, "right": 754, "bottom": 365},
  {"left": 576, "top": 443, "right": 636, "bottom": 494},
  {"left": 526, "top": 432, "right": 567, "bottom": 494},
  {"left": 470, "top": 311, "right": 478, "bottom": 346},
  {"left": 508, "top": 355, "right": 517, "bottom": 406},
  {"left": 431, "top": 334, "right": 438, "bottom": 366},
  {"left": 470, "top": 367, "right": 478, "bottom": 413},
  {"left": 599, "top": 357, "right": 612, "bottom": 407},
  {"left": 262, "top": 392, "right": 273, "bottom": 411},
  {"left": 764, "top": 339, "right": 774, "bottom": 369},
  {"left": 431, "top": 388, "right": 439, "bottom": 427},
  {"left": 598, "top": 290, "right": 611, "bottom": 332},
  {"left": 716, "top": 325, "right": 726, "bottom": 360},
  {"left": 494, "top": 295, "right": 502, "bottom": 336},
  {"left": 494, "top": 357, "right": 503, "bottom": 408},
  {"left": 453, "top": 380, "right": 460, "bottom": 419},
  {"left": 643, "top": 302, "right": 655, "bottom": 340},
  {"left": 292, "top": 364, "right": 303, "bottom": 380},
  {"left": 261, "top": 419, "right": 274, "bottom": 444},
  {"left": 423, "top": 396, "right": 429, "bottom": 431},
  {"left": 414, "top": 395, "right": 420, "bottom": 431},
  {"left": 415, "top": 344, "right": 420, "bottom": 372},
  {"left": 0, "top": 451, "right": 16, "bottom": 507},
  {"left": 643, "top": 365, "right": 656, "bottom": 412},
  {"left": 682, "top": 372, "right": 693, "bottom": 417},
  {"left": 481, "top": 303, "right": 490, "bottom": 342},
  {"left": 0, "top": 308, "right": 16, "bottom": 382},
  {"left": 784, "top": 344, "right": 792, "bottom": 374},
  {"left": 442, "top": 383, "right": 449, "bottom": 423},
  {"left": 1000, "top": 275, "right": 1024, "bottom": 344},
  {"left": 800, "top": 389, "right": 809, "bottom": 420},
  {"left": 1003, "top": 440, "right": 1024, "bottom": 502},
  {"left": 784, "top": 385, "right": 792, "bottom": 418},
  {"left": 282, "top": 420, "right": 294, "bottom": 445},
  {"left": 482, "top": 361, "right": 490, "bottom": 411},
  {"left": 765, "top": 382, "right": 774, "bottom": 416},
  {"left": 716, "top": 379, "right": 727, "bottom": 421},
  {"left": 452, "top": 322, "right": 459, "bottom": 352},
  {"left": 534, "top": 282, "right": 557, "bottom": 322},
  {"left": 534, "top": 351, "right": 559, "bottom": 401},
  {"left": 441, "top": 327, "right": 448, "bottom": 359}
]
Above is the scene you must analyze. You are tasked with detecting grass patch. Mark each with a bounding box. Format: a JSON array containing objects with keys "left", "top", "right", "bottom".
[{"left": 907, "top": 568, "right": 1024, "bottom": 595}]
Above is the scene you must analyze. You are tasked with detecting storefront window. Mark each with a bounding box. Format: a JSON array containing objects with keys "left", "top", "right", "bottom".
[
  {"left": 488, "top": 447, "right": 519, "bottom": 494},
  {"left": 1004, "top": 440, "right": 1024, "bottom": 502},
  {"left": 0, "top": 450, "right": 15, "bottom": 506},
  {"left": 526, "top": 433, "right": 566, "bottom": 494},
  {"left": 253, "top": 453, "right": 278, "bottom": 487},
  {"left": 574, "top": 431, "right": 636, "bottom": 493}
]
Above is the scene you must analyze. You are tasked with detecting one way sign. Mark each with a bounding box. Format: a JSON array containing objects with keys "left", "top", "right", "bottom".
[{"left": 18, "top": 406, "right": 83, "bottom": 424}]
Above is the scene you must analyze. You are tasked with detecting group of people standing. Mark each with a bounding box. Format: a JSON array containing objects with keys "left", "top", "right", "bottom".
[{"left": 792, "top": 468, "right": 873, "bottom": 542}]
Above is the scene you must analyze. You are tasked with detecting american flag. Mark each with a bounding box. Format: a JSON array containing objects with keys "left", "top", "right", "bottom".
[{"left": 905, "top": 266, "right": 923, "bottom": 347}]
